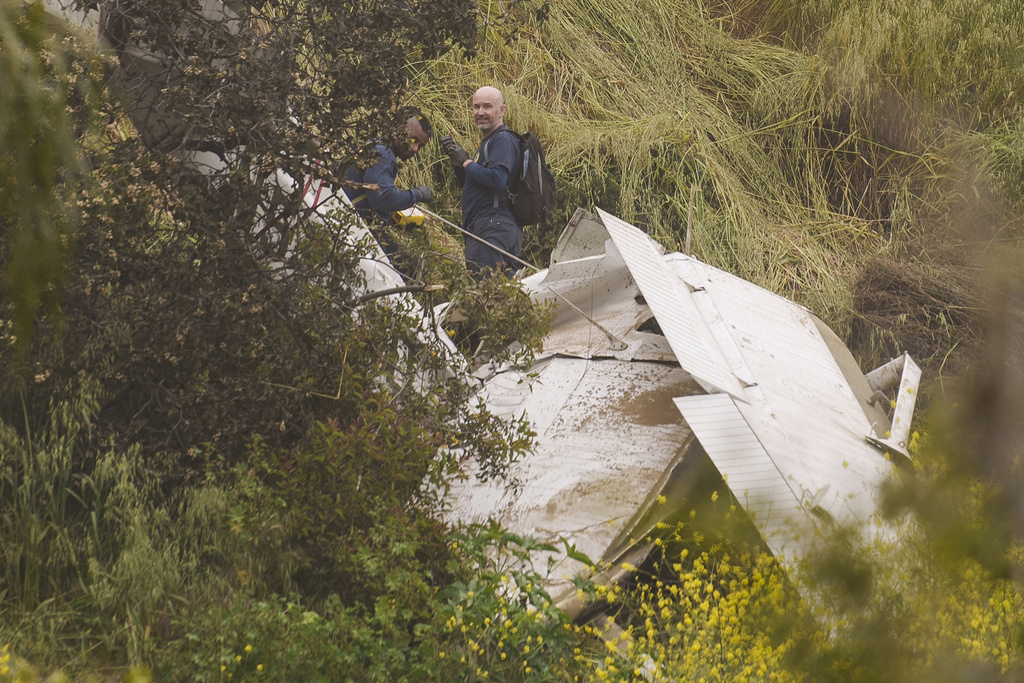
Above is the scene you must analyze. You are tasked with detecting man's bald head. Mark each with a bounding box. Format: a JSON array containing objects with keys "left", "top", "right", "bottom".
[
  {"left": 474, "top": 86, "right": 504, "bottom": 106},
  {"left": 472, "top": 86, "right": 507, "bottom": 138}
]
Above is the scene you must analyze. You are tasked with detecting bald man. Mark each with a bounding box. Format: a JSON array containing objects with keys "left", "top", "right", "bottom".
[{"left": 441, "top": 86, "right": 522, "bottom": 275}]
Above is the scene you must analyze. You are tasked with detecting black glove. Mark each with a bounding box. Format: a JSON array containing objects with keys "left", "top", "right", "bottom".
[
  {"left": 413, "top": 185, "right": 432, "bottom": 203},
  {"left": 441, "top": 135, "right": 470, "bottom": 168}
]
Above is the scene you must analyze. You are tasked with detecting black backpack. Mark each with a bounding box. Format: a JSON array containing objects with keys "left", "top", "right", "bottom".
[{"left": 481, "top": 129, "right": 556, "bottom": 226}]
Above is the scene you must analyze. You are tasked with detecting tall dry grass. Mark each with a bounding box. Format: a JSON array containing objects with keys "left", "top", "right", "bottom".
[
  {"left": 410, "top": 0, "right": 885, "bottom": 334},
  {"left": 761, "top": 0, "right": 1024, "bottom": 128},
  {"left": 407, "top": 0, "right": 1024, "bottom": 349}
]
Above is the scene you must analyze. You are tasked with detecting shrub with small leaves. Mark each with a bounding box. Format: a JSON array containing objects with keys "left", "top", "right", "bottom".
[{"left": 416, "top": 522, "right": 587, "bottom": 681}]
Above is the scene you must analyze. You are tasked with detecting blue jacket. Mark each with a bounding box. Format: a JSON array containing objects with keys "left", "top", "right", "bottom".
[
  {"left": 344, "top": 143, "right": 421, "bottom": 223},
  {"left": 461, "top": 126, "right": 520, "bottom": 231}
]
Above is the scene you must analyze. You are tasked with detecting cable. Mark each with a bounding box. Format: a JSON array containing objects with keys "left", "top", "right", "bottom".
[{"left": 414, "top": 204, "right": 541, "bottom": 273}]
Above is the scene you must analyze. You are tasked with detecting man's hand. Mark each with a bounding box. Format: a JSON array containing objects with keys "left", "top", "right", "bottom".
[
  {"left": 413, "top": 185, "right": 432, "bottom": 203},
  {"left": 441, "top": 135, "right": 470, "bottom": 168}
]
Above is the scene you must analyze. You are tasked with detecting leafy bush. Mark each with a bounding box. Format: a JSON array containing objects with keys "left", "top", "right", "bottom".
[
  {"left": 154, "top": 595, "right": 359, "bottom": 683},
  {"left": 0, "top": 0, "right": 104, "bottom": 351},
  {"left": 154, "top": 523, "right": 588, "bottom": 682},
  {"left": 421, "top": 523, "right": 585, "bottom": 681}
]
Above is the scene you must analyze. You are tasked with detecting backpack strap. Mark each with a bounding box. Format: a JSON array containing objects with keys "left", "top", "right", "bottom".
[{"left": 479, "top": 128, "right": 521, "bottom": 210}]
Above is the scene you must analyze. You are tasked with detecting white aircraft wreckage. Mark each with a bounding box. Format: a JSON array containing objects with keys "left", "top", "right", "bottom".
[
  {"left": 37, "top": 0, "right": 920, "bottom": 615},
  {"left": 447, "top": 207, "right": 921, "bottom": 614}
]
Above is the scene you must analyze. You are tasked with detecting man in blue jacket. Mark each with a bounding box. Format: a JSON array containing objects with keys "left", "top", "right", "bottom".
[
  {"left": 440, "top": 87, "right": 521, "bottom": 276},
  {"left": 344, "top": 109, "right": 433, "bottom": 257}
]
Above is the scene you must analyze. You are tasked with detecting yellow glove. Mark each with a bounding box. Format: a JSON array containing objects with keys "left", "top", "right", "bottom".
[{"left": 392, "top": 207, "right": 426, "bottom": 226}]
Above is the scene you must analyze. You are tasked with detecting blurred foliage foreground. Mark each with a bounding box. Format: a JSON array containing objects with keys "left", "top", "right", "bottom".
[{"left": 2, "top": 0, "right": 1024, "bottom": 680}]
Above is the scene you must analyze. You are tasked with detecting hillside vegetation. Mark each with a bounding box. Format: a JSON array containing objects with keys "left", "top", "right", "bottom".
[
  {"left": 407, "top": 0, "right": 1024, "bottom": 386},
  {"left": 1, "top": 0, "right": 1023, "bottom": 680}
]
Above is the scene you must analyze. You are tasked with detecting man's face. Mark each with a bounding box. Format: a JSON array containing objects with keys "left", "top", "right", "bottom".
[
  {"left": 472, "top": 90, "right": 506, "bottom": 136},
  {"left": 395, "top": 117, "right": 429, "bottom": 160}
]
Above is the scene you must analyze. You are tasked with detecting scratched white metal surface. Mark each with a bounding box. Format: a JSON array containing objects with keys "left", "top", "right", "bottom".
[
  {"left": 549, "top": 209, "right": 613, "bottom": 264},
  {"left": 597, "top": 208, "right": 746, "bottom": 399},
  {"left": 447, "top": 356, "right": 701, "bottom": 603},
  {"left": 666, "top": 253, "right": 894, "bottom": 527},
  {"left": 518, "top": 244, "right": 678, "bottom": 363}
]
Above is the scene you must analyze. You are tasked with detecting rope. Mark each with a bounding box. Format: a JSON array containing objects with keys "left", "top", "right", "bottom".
[{"left": 414, "top": 204, "right": 541, "bottom": 273}]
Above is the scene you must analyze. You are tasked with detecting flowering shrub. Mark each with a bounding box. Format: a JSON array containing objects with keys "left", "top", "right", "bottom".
[
  {"left": 570, "top": 518, "right": 812, "bottom": 682},
  {"left": 571, "top": 465, "right": 1024, "bottom": 682}
]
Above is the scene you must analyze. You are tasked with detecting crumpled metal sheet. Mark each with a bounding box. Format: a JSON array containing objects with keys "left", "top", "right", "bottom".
[{"left": 450, "top": 207, "right": 914, "bottom": 604}]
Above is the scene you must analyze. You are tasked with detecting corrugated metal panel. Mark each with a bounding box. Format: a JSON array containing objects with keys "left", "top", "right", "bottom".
[
  {"left": 673, "top": 393, "right": 811, "bottom": 557},
  {"left": 597, "top": 209, "right": 746, "bottom": 399},
  {"left": 668, "top": 255, "right": 892, "bottom": 525}
]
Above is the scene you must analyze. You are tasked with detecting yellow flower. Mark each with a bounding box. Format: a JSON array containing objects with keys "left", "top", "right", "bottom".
[
  {"left": 245, "top": 645, "right": 253, "bottom": 653},
  {"left": 256, "top": 665, "right": 263, "bottom": 672},
  {"left": 656, "top": 495, "right": 667, "bottom": 504}
]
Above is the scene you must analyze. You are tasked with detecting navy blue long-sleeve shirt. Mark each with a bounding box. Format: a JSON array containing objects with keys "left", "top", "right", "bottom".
[
  {"left": 461, "top": 126, "right": 520, "bottom": 231},
  {"left": 344, "top": 144, "right": 421, "bottom": 223}
]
